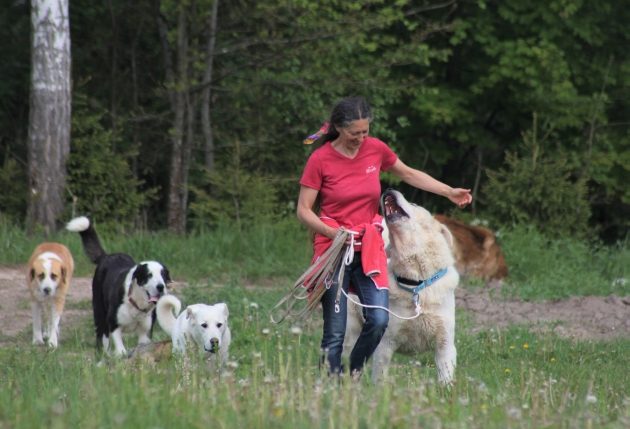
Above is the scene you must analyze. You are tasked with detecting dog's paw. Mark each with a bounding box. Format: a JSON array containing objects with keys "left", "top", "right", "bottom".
[
  {"left": 47, "top": 337, "right": 58, "bottom": 349},
  {"left": 32, "top": 337, "right": 45, "bottom": 346}
]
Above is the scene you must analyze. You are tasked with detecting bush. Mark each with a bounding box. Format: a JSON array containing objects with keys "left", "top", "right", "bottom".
[
  {"left": 484, "top": 138, "right": 590, "bottom": 239},
  {"left": 65, "top": 94, "right": 155, "bottom": 227}
]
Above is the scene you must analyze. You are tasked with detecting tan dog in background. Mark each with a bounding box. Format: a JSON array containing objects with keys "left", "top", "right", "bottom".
[
  {"left": 27, "top": 243, "right": 75, "bottom": 348},
  {"left": 434, "top": 215, "right": 508, "bottom": 284}
]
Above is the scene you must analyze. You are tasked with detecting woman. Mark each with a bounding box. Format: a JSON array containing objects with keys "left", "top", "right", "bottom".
[{"left": 297, "top": 96, "right": 472, "bottom": 376}]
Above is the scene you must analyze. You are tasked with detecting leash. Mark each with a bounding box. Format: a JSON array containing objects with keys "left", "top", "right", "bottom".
[
  {"left": 341, "top": 268, "right": 450, "bottom": 321},
  {"left": 270, "top": 229, "right": 352, "bottom": 323}
]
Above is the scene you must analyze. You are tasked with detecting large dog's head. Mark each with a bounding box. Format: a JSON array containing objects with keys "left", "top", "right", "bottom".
[
  {"left": 30, "top": 252, "right": 67, "bottom": 299},
  {"left": 381, "top": 189, "right": 455, "bottom": 280},
  {"left": 128, "top": 261, "right": 171, "bottom": 305},
  {"left": 185, "top": 303, "right": 229, "bottom": 354}
]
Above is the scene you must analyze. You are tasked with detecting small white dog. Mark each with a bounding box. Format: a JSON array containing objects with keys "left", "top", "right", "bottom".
[
  {"left": 345, "top": 189, "right": 459, "bottom": 384},
  {"left": 156, "top": 295, "right": 231, "bottom": 363}
]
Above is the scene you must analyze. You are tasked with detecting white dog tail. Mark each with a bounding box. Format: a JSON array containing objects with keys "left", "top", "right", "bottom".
[{"left": 156, "top": 295, "right": 181, "bottom": 337}]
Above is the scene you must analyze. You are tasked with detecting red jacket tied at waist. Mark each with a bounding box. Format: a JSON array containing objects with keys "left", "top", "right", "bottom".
[{"left": 312, "top": 216, "right": 389, "bottom": 289}]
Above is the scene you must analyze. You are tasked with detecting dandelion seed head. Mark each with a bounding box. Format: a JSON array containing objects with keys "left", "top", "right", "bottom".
[
  {"left": 507, "top": 407, "right": 522, "bottom": 419},
  {"left": 585, "top": 394, "right": 597, "bottom": 404},
  {"left": 249, "top": 302, "right": 259, "bottom": 309},
  {"left": 261, "top": 328, "right": 270, "bottom": 335},
  {"left": 290, "top": 326, "right": 303, "bottom": 335}
]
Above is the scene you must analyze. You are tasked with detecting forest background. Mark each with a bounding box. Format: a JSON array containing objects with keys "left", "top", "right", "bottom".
[{"left": 0, "top": 0, "right": 628, "bottom": 242}]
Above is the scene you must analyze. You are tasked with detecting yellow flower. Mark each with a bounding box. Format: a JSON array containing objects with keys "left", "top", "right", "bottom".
[
  {"left": 504, "top": 368, "right": 511, "bottom": 374},
  {"left": 522, "top": 343, "right": 529, "bottom": 350},
  {"left": 550, "top": 357, "right": 556, "bottom": 363},
  {"left": 509, "top": 345, "right": 516, "bottom": 350}
]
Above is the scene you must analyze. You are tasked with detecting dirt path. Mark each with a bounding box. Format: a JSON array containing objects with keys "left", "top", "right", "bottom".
[{"left": 1, "top": 266, "right": 629, "bottom": 346}]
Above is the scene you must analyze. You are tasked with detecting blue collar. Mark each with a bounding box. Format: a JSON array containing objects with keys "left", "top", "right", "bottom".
[{"left": 395, "top": 268, "right": 449, "bottom": 296}]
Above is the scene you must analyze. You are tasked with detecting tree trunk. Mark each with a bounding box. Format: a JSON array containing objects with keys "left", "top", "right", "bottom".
[
  {"left": 27, "top": 0, "right": 72, "bottom": 235},
  {"left": 158, "top": 2, "right": 190, "bottom": 234},
  {"left": 202, "top": 0, "right": 219, "bottom": 172}
]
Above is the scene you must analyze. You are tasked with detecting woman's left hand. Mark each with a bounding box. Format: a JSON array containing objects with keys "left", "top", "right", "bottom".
[{"left": 448, "top": 188, "right": 473, "bottom": 208}]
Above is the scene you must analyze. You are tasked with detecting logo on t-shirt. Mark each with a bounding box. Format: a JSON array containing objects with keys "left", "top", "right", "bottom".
[{"left": 365, "top": 165, "right": 377, "bottom": 174}]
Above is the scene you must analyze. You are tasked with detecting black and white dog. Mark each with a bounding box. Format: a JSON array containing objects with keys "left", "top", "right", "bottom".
[{"left": 66, "top": 216, "right": 171, "bottom": 357}]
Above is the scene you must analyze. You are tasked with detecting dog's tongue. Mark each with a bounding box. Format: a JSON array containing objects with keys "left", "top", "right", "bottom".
[{"left": 148, "top": 295, "right": 159, "bottom": 303}]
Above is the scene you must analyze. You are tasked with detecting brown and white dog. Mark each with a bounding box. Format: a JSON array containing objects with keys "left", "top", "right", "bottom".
[
  {"left": 434, "top": 215, "right": 508, "bottom": 284},
  {"left": 27, "top": 243, "right": 75, "bottom": 348}
]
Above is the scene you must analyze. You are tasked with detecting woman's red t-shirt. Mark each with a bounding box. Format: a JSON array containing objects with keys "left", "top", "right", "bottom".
[{"left": 299, "top": 136, "right": 398, "bottom": 228}]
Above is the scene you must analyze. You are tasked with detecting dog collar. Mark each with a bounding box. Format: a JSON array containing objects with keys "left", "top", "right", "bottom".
[
  {"left": 395, "top": 268, "right": 449, "bottom": 297},
  {"left": 128, "top": 296, "right": 152, "bottom": 313}
]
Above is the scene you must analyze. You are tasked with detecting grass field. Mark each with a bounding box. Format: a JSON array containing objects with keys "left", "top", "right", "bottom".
[{"left": 1, "top": 219, "right": 629, "bottom": 428}]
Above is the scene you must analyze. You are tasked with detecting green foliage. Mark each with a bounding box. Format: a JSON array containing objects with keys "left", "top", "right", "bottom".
[
  {"left": 189, "top": 141, "right": 282, "bottom": 229},
  {"left": 484, "top": 132, "right": 591, "bottom": 239},
  {"left": 0, "top": 156, "right": 26, "bottom": 223},
  {"left": 65, "top": 94, "right": 156, "bottom": 227}
]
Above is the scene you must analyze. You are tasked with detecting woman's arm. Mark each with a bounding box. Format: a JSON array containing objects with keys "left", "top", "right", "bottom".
[
  {"left": 296, "top": 186, "right": 338, "bottom": 239},
  {"left": 388, "top": 159, "right": 473, "bottom": 208}
]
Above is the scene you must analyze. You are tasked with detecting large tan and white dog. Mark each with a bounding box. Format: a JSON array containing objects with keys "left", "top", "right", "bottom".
[
  {"left": 26, "top": 243, "right": 75, "bottom": 348},
  {"left": 156, "top": 295, "right": 231, "bottom": 364},
  {"left": 345, "top": 189, "right": 459, "bottom": 384}
]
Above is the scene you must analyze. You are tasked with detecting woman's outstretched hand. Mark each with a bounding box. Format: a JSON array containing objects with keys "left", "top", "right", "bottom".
[{"left": 448, "top": 188, "right": 473, "bottom": 208}]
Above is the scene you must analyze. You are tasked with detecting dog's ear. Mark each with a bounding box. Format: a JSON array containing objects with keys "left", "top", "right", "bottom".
[
  {"left": 161, "top": 266, "right": 171, "bottom": 284},
  {"left": 133, "top": 264, "right": 150, "bottom": 285},
  {"left": 439, "top": 223, "right": 454, "bottom": 250},
  {"left": 216, "top": 303, "right": 229, "bottom": 319},
  {"left": 186, "top": 306, "right": 195, "bottom": 320}
]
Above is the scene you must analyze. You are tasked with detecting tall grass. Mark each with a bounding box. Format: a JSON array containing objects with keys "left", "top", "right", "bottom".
[
  {"left": 1, "top": 284, "right": 629, "bottom": 428},
  {"left": 0, "top": 217, "right": 313, "bottom": 282},
  {"left": 1, "top": 219, "right": 630, "bottom": 427},
  {"left": 499, "top": 225, "right": 630, "bottom": 300}
]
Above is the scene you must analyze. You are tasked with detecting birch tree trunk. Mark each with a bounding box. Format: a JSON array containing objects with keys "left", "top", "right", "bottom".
[{"left": 27, "top": 0, "right": 72, "bottom": 234}]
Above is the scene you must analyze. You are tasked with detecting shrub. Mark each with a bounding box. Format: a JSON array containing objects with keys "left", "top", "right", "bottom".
[{"left": 484, "top": 137, "right": 590, "bottom": 239}]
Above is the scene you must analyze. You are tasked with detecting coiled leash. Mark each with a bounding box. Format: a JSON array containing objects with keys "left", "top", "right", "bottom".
[{"left": 270, "top": 229, "right": 353, "bottom": 324}]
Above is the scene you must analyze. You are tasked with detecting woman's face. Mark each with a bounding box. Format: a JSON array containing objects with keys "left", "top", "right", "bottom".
[{"left": 338, "top": 118, "right": 369, "bottom": 149}]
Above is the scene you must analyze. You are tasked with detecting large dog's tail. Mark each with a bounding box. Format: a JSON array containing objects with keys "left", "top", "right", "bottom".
[
  {"left": 156, "top": 295, "right": 181, "bottom": 337},
  {"left": 66, "top": 216, "right": 107, "bottom": 265}
]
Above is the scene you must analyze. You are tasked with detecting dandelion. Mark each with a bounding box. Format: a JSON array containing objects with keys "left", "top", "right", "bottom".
[
  {"left": 504, "top": 368, "right": 512, "bottom": 374},
  {"left": 612, "top": 278, "right": 627, "bottom": 287},
  {"left": 523, "top": 343, "right": 529, "bottom": 350},
  {"left": 290, "top": 326, "right": 303, "bottom": 335},
  {"left": 262, "top": 328, "right": 270, "bottom": 335},
  {"left": 509, "top": 345, "right": 516, "bottom": 350},
  {"left": 585, "top": 394, "right": 597, "bottom": 404},
  {"left": 249, "top": 302, "right": 259, "bottom": 310},
  {"left": 507, "top": 407, "right": 522, "bottom": 420},
  {"left": 550, "top": 357, "right": 556, "bottom": 362}
]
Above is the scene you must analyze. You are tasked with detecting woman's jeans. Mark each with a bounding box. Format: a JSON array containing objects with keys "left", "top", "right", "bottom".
[{"left": 320, "top": 252, "right": 389, "bottom": 375}]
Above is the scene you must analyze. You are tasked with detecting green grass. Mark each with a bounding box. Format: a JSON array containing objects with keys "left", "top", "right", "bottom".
[
  {"left": 498, "top": 224, "right": 629, "bottom": 300},
  {"left": 1, "top": 219, "right": 629, "bottom": 427},
  {"left": 1, "top": 284, "right": 629, "bottom": 428}
]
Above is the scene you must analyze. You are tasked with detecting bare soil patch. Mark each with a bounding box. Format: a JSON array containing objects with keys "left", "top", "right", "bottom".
[{"left": 1, "top": 265, "right": 628, "bottom": 346}]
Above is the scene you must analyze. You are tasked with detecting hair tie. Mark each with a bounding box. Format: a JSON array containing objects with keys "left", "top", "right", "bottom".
[{"left": 303, "top": 122, "right": 329, "bottom": 145}]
